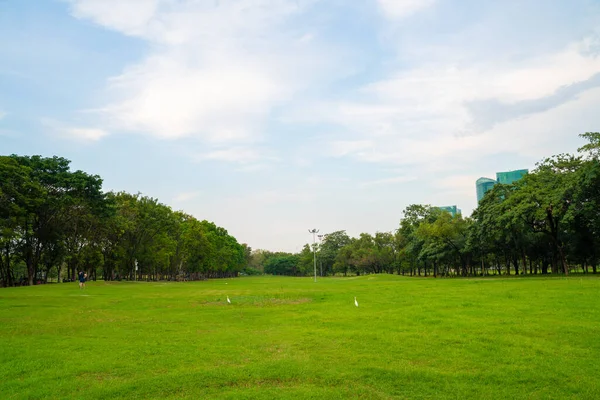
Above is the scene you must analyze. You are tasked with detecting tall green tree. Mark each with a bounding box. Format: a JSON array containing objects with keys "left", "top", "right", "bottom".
[
  {"left": 318, "top": 230, "right": 351, "bottom": 276},
  {"left": 7, "top": 156, "right": 106, "bottom": 285}
]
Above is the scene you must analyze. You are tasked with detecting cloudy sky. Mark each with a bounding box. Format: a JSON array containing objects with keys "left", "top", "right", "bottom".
[{"left": 1, "top": 0, "right": 600, "bottom": 251}]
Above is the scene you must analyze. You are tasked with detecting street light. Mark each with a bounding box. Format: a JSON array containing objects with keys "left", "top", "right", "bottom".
[
  {"left": 317, "top": 234, "right": 324, "bottom": 277},
  {"left": 308, "top": 229, "right": 319, "bottom": 282}
]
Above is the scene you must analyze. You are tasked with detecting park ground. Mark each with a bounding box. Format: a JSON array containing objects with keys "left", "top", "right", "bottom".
[{"left": 1, "top": 274, "right": 599, "bottom": 399}]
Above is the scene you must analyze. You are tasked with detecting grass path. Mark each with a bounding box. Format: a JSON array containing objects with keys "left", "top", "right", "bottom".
[{"left": 1, "top": 275, "right": 599, "bottom": 399}]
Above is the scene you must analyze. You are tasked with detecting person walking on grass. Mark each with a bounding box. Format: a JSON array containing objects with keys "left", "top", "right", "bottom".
[{"left": 78, "top": 271, "right": 86, "bottom": 289}]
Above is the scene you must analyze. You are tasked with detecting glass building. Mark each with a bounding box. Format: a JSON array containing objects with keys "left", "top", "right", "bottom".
[
  {"left": 476, "top": 177, "right": 498, "bottom": 202},
  {"left": 476, "top": 169, "right": 529, "bottom": 202},
  {"left": 437, "top": 205, "right": 461, "bottom": 217},
  {"left": 496, "top": 169, "right": 528, "bottom": 185}
]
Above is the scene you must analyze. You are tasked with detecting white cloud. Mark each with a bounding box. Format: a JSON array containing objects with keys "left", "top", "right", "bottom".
[
  {"left": 68, "top": 0, "right": 343, "bottom": 148},
  {"left": 298, "top": 33, "right": 315, "bottom": 44},
  {"left": 173, "top": 191, "right": 201, "bottom": 203},
  {"left": 198, "top": 147, "right": 265, "bottom": 164},
  {"left": 361, "top": 176, "right": 417, "bottom": 187},
  {"left": 300, "top": 37, "right": 600, "bottom": 168},
  {"left": 329, "top": 140, "right": 373, "bottom": 157},
  {"left": 278, "top": 34, "right": 600, "bottom": 219},
  {"left": 68, "top": 0, "right": 316, "bottom": 45},
  {"left": 0, "top": 110, "right": 6, "bottom": 120},
  {"left": 65, "top": 127, "right": 108, "bottom": 141},
  {"left": 442, "top": 88, "right": 600, "bottom": 215},
  {"left": 243, "top": 189, "right": 316, "bottom": 205},
  {"left": 434, "top": 174, "right": 478, "bottom": 194},
  {"left": 377, "top": 0, "right": 435, "bottom": 19},
  {"left": 235, "top": 163, "right": 270, "bottom": 172},
  {"left": 42, "top": 118, "right": 109, "bottom": 141},
  {"left": 67, "top": 0, "right": 158, "bottom": 37},
  {"left": 103, "top": 57, "right": 285, "bottom": 142}
]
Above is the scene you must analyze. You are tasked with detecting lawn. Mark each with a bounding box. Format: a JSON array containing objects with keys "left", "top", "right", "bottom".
[{"left": 1, "top": 275, "right": 599, "bottom": 399}]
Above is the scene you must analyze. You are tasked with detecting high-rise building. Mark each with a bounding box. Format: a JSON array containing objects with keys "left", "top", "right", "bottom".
[
  {"left": 437, "top": 205, "right": 461, "bottom": 217},
  {"left": 476, "top": 169, "right": 529, "bottom": 202},
  {"left": 496, "top": 169, "right": 528, "bottom": 185},
  {"left": 476, "top": 177, "right": 497, "bottom": 202}
]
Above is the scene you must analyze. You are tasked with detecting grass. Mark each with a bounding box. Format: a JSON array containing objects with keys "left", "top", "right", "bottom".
[{"left": 1, "top": 274, "right": 599, "bottom": 399}]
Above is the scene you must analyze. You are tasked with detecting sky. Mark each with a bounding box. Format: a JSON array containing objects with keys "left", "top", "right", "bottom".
[{"left": 1, "top": 0, "right": 600, "bottom": 252}]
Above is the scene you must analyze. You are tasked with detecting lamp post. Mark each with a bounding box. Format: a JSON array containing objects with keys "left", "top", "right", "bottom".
[
  {"left": 317, "top": 234, "right": 324, "bottom": 277},
  {"left": 308, "top": 229, "right": 319, "bottom": 282}
]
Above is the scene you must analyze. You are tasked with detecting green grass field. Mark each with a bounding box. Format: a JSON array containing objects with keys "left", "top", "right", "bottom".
[{"left": 1, "top": 275, "right": 599, "bottom": 399}]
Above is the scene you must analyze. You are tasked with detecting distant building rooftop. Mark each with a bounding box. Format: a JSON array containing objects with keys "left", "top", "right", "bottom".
[
  {"left": 476, "top": 169, "right": 529, "bottom": 202},
  {"left": 437, "top": 205, "right": 461, "bottom": 217}
]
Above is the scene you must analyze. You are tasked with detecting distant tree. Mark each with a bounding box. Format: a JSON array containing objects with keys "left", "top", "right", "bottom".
[
  {"left": 264, "top": 254, "right": 300, "bottom": 276},
  {"left": 318, "top": 230, "right": 351, "bottom": 276},
  {"left": 297, "top": 244, "right": 315, "bottom": 276},
  {"left": 1, "top": 155, "right": 249, "bottom": 286}
]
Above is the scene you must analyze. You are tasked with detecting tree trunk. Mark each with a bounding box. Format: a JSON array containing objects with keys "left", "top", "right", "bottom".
[
  {"left": 0, "top": 259, "right": 5, "bottom": 288},
  {"left": 557, "top": 245, "right": 569, "bottom": 275},
  {"left": 528, "top": 258, "right": 533, "bottom": 275},
  {"left": 4, "top": 243, "right": 14, "bottom": 287},
  {"left": 27, "top": 260, "right": 35, "bottom": 286},
  {"left": 551, "top": 253, "right": 558, "bottom": 274},
  {"left": 542, "top": 259, "right": 549, "bottom": 274},
  {"left": 481, "top": 255, "right": 486, "bottom": 276}
]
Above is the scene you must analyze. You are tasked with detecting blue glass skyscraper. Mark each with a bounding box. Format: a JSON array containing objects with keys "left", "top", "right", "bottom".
[
  {"left": 437, "top": 205, "right": 461, "bottom": 217},
  {"left": 476, "top": 169, "right": 528, "bottom": 202},
  {"left": 496, "top": 169, "right": 528, "bottom": 185},
  {"left": 476, "top": 177, "right": 498, "bottom": 202}
]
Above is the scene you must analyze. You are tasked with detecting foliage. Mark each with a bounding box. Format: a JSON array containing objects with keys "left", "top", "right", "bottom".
[
  {"left": 4, "top": 131, "right": 600, "bottom": 283},
  {"left": 0, "top": 155, "right": 247, "bottom": 286},
  {"left": 281, "top": 132, "right": 600, "bottom": 277}
]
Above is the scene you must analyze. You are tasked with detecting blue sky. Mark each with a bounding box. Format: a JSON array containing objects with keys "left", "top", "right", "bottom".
[{"left": 1, "top": 0, "right": 600, "bottom": 252}]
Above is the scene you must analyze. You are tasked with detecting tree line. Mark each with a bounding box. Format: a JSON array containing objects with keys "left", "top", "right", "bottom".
[
  {"left": 0, "top": 155, "right": 248, "bottom": 287},
  {"left": 255, "top": 132, "right": 600, "bottom": 277},
  {"left": 4, "top": 133, "right": 598, "bottom": 284}
]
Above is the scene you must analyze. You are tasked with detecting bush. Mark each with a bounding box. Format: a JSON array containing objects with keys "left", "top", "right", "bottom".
[{"left": 242, "top": 267, "right": 263, "bottom": 276}]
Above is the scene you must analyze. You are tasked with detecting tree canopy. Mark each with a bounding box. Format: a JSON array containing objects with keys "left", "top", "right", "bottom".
[
  {"left": 3, "top": 133, "right": 599, "bottom": 284},
  {"left": 0, "top": 155, "right": 247, "bottom": 286},
  {"left": 260, "top": 132, "right": 600, "bottom": 278}
]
